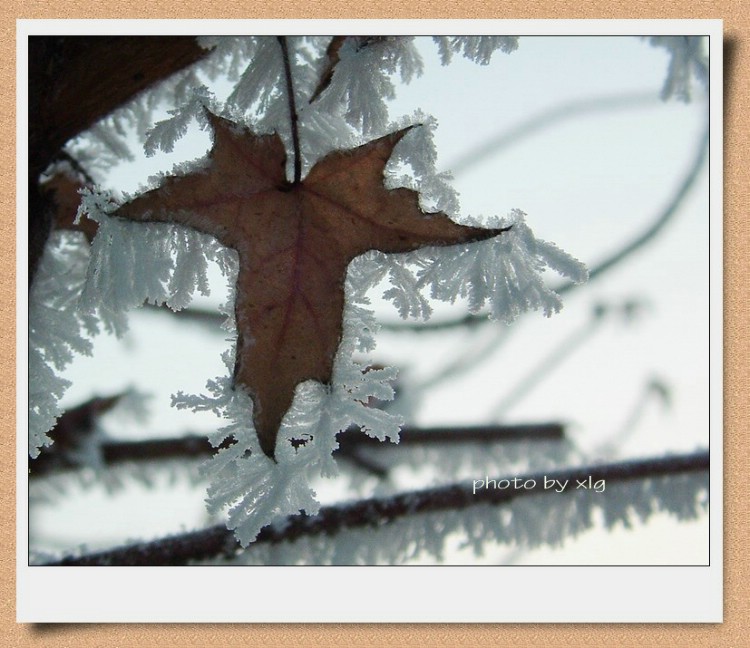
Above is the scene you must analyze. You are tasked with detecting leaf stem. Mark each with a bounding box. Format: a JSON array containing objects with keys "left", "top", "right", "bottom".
[{"left": 278, "top": 36, "right": 302, "bottom": 185}]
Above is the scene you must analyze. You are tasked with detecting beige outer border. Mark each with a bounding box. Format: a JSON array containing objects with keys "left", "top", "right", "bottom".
[{"left": 4, "top": 3, "right": 745, "bottom": 645}]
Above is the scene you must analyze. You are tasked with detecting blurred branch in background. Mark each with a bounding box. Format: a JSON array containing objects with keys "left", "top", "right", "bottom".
[
  {"left": 43, "top": 450, "right": 709, "bottom": 566},
  {"left": 592, "top": 377, "right": 674, "bottom": 459},
  {"left": 443, "top": 91, "right": 660, "bottom": 177},
  {"left": 29, "top": 418, "right": 566, "bottom": 480},
  {"left": 488, "top": 299, "right": 650, "bottom": 420}
]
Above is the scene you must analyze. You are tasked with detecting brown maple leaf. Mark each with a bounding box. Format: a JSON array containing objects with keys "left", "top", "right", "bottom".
[{"left": 113, "top": 111, "right": 509, "bottom": 458}]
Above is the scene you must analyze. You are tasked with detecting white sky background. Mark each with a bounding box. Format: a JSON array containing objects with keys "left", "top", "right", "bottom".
[{"left": 29, "top": 35, "right": 711, "bottom": 565}]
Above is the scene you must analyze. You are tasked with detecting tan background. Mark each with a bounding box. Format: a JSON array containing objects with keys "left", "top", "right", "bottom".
[{"left": 4, "top": 2, "right": 744, "bottom": 646}]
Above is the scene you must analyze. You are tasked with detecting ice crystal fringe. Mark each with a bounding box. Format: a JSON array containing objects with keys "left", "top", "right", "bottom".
[
  {"left": 647, "top": 36, "right": 708, "bottom": 103},
  {"left": 28, "top": 232, "right": 99, "bottom": 457},
  {"left": 214, "top": 469, "right": 708, "bottom": 565},
  {"left": 173, "top": 258, "right": 404, "bottom": 546},
  {"left": 413, "top": 210, "right": 589, "bottom": 323},
  {"left": 433, "top": 36, "right": 520, "bottom": 66},
  {"left": 381, "top": 120, "right": 588, "bottom": 323},
  {"left": 77, "top": 188, "right": 227, "bottom": 331},
  {"left": 316, "top": 37, "right": 422, "bottom": 136}
]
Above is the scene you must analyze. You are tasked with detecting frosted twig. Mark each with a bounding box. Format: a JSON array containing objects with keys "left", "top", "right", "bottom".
[
  {"left": 29, "top": 423, "right": 566, "bottom": 478},
  {"left": 45, "top": 450, "right": 709, "bottom": 566}
]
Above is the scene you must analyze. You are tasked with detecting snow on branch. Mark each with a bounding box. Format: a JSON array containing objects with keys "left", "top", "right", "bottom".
[
  {"left": 28, "top": 232, "right": 98, "bottom": 457},
  {"left": 43, "top": 451, "right": 709, "bottom": 566},
  {"left": 433, "top": 36, "right": 519, "bottom": 65},
  {"left": 648, "top": 36, "right": 709, "bottom": 102}
]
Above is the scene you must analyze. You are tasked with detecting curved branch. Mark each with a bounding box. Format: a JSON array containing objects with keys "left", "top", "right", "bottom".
[
  {"left": 445, "top": 91, "right": 659, "bottom": 176},
  {"left": 45, "top": 450, "right": 709, "bottom": 566},
  {"left": 381, "top": 122, "right": 709, "bottom": 332},
  {"left": 555, "top": 124, "right": 709, "bottom": 295}
]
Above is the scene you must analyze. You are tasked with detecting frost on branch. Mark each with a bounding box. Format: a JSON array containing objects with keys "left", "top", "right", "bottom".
[
  {"left": 174, "top": 260, "right": 404, "bottom": 546},
  {"left": 143, "top": 86, "right": 215, "bottom": 156},
  {"left": 433, "top": 36, "right": 519, "bottom": 65},
  {"left": 315, "top": 36, "right": 519, "bottom": 136},
  {"left": 28, "top": 232, "right": 99, "bottom": 457},
  {"left": 647, "top": 36, "right": 708, "bottom": 102},
  {"left": 315, "top": 36, "right": 424, "bottom": 137},
  {"left": 77, "top": 187, "right": 229, "bottom": 332},
  {"left": 220, "top": 467, "right": 708, "bottom": 565}
]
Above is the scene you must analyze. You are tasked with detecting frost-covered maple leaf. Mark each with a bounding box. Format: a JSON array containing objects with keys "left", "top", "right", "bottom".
[{"left": 113, "top": 111, "right": 509, "bottom": 458}]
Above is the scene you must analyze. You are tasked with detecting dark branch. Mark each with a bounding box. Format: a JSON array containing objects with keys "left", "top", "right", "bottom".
[
  {"left": 44, "top": 450, "right": 709, "bottom": 565},
  {"left": 29, "top": 423, "right": 565, "bottom": 479},
  {"left": 339, "top": 422, "right": 565, "bottom": 449},
  {"left": 28, "top": 37, "right": 213, "bottom": 288}
]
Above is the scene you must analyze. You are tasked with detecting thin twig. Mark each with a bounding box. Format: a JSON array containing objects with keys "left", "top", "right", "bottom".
[
  {"left": 381, "top": 122, "right": 709, "bottom": 332},
  {"left": 44, "top": 450, "right": 709, "bottom": 566},
  {"left": 555, "top": 125, "right": 709, "bottom": 295},
  {"left": 445, "top": 92, "right": 659, "bottom": 177},
  {"left": 278, "top": 36, "right": 302, "bottom": 185},
  {"left": 28, "top": 423, "right": 565, "bottom": 479},
  {"left": 490, "top": 308, "right": 605, "bottom": 419}
]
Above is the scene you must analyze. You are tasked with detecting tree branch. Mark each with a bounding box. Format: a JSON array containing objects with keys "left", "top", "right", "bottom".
[
  {"left": 44, "top": 450, "right": 709, "bottom": 566},
  {"left": 29, "top": 423, "right": 565, "bottom": 479},
  {"left": 378, "top": 111, "right": 709, "bottom": 332},
  {"left": 28, "top": 36, "right": 213, "bottom": 288},
  {"left": 444, "top": 92, "right": 659, "bottom": 177}
]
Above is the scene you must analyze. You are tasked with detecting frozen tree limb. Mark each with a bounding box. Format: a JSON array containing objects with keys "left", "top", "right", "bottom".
[
  {"left": 29, "top": 423, "right": 565, "bottom": 479},
  {"left": 44, "top": 450, "right": 709, "bottom": 566}
]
